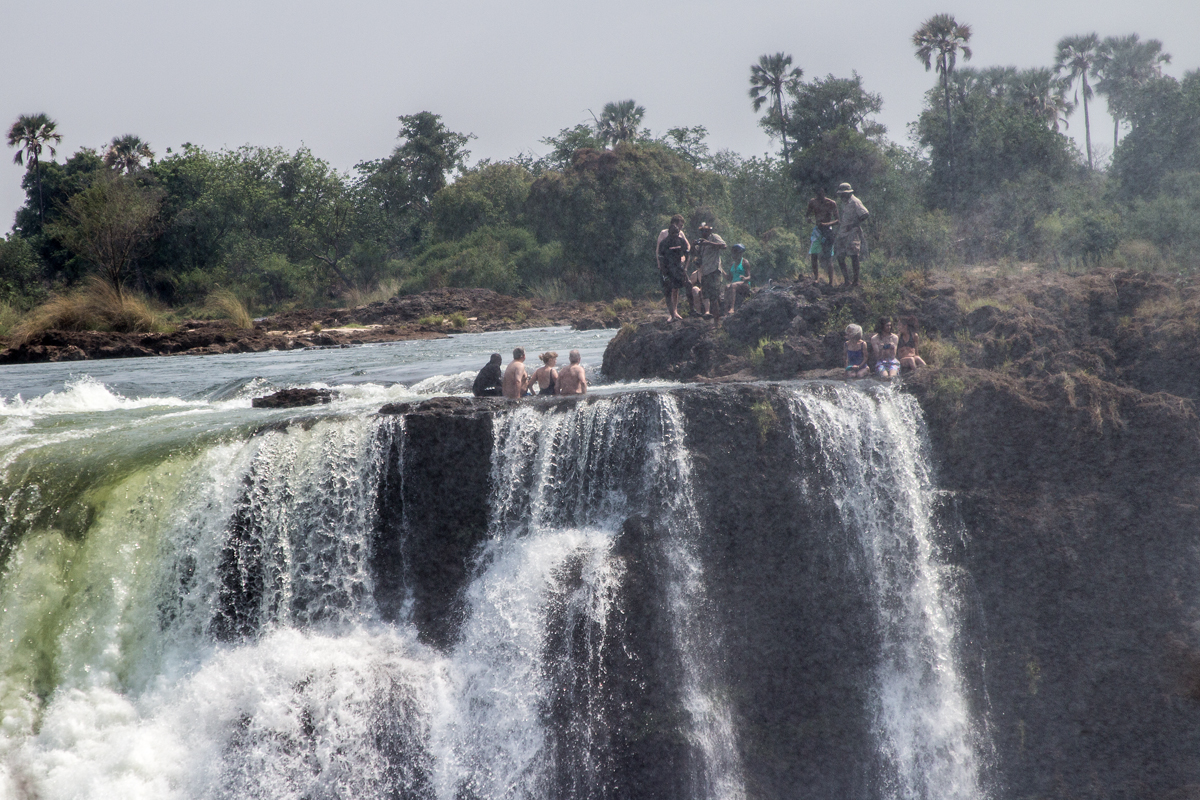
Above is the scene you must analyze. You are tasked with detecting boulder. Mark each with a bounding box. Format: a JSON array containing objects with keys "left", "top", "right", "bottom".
[{"left": 251, "top": 388, "right": 335, "bottom": 408}]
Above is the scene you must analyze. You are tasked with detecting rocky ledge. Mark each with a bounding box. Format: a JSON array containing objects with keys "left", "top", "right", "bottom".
[{"left": 0, "top": 287, "right": 662, "bottom": 365}]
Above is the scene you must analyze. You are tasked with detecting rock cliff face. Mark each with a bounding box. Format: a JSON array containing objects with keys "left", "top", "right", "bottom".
[
  {"left": 381, "top": 375, "right": 1200, "bottom": 798},
  {"left": 595, "top": 269, "right": 1200, "bottom": 797}
]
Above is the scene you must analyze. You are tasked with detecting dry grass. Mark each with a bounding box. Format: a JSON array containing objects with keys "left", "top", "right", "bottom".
[
  {"left": 11, "top": 278, "right": 173, "bottom": 345},
  {"left": 343, "top": 279, "right": 403, "bottom": 307},
  {"left": 204, "top": 288, "right": 254, "bottom": 329},
  {"left": 921, "top": 336, "right": 963, "bottom": 368},
  {"left": 0, "top": 301, "right": 25, "bottom": 339},
  {"left": 1132, "top": 295, "right": 1200, "bottom": 336}
]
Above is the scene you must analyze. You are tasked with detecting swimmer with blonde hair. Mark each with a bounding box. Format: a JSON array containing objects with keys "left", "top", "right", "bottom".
[
  {"left": 533, "top": 351, "right": 559, "bottom": 395},
  {"left": 844, "top": 324, "right": 870, "bottom": 380}
]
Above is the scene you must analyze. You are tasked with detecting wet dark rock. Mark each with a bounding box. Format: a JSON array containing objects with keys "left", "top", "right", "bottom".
[{"left": 251, "top": 388, "right": 335, "bottom": 408}]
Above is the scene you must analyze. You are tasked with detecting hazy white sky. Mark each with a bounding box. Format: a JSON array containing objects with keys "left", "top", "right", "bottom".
[{"left": 2, "top": 0, "right": 1197, "bottom": 230}]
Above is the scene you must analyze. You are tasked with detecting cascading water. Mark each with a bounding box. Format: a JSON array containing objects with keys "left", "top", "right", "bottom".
[
  {"left": 786, "top": 383, "right": 987, "bottom": 800},
  {"left": 0, "top": 379, "right": 989, "bottom": 800}
]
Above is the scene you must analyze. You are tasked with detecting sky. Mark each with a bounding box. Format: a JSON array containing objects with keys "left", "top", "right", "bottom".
[{"left": 2, "top": 0, "right": 1197, "bottom": 231}]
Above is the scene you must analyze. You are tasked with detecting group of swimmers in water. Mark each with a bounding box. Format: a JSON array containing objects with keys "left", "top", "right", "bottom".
[
  {"left": 843, "top": 316, "right": 926, "bottom": 381},
  {"left": 472, "top": 347, "right": 588, "bottom": 399}
]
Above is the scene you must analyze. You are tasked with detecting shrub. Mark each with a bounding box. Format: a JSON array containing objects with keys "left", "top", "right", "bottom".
[
  {"left": 750, "top": 399, "right": 779, "bottom": 442},
  {"left": 204, "top": 288, "right": 253, "bottom": 329},
  {"left": 12, "top": 277, "right": 173, "bottom": 345}
]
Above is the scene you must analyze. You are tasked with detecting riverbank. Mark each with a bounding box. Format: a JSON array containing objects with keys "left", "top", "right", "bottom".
[{"left": 0, "top": 287, "right": 658, "bottom": 364}]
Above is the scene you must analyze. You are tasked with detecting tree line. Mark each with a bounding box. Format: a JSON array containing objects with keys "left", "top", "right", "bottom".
[{"left": 2, "top": 16, "right": 1198, "bottom": 323}]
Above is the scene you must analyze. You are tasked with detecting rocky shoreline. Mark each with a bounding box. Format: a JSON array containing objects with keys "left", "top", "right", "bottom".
[{"left": 0, "top": 287, "right": 656, "bottom": 365}]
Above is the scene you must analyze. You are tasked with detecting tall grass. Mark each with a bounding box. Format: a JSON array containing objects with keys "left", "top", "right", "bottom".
[
  {"left": 205, "top": 288, "right": 254, "bottom": 329},
  {"left": 11, "top": 278, "right": 174, "bottom": 345},
  {"left": 0, "top": 302, "right": 22, "bottom": 339}
]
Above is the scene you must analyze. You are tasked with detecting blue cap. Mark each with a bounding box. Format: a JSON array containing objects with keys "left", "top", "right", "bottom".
[{"left": 732, "top": 243, "right": 746, "bottom": 251}]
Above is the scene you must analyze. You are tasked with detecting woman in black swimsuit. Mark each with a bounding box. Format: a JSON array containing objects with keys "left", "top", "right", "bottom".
[{"left": 533, "top": 352, "right": 559, "bottom": 395}]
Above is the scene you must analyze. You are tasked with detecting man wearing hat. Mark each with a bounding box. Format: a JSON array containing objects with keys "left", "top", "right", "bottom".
[
  {"left": 692, "top": 221, "right": 728, "bottom": 318},
  {"left": 834, "top": 182, "right": 869, "bottom": 287}
]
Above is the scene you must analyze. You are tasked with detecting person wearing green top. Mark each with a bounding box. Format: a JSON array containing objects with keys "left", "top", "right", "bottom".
[{"left": 726, "top": 244, "right": 752, "bottom": 314}]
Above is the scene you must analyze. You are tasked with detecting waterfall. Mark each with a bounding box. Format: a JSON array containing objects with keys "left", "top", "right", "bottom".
[
  {"left": 786, "top": 383, "right": 987, "bottom": 800},
  {"left": 0, "top": 384, "right": 987, "bottom": 800}
]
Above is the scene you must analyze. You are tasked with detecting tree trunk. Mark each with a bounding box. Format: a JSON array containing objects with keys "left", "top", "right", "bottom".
[
  {"left": 943, "top": 62, "right": 956, "bottom": 211},
  {"left": 1082, "top": 77, "right": 1093, "bottom": 170}
]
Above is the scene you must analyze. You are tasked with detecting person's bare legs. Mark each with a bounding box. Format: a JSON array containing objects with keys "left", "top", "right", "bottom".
[
  {"left": 811, "top": 254, "right": 820, "bottom": 282},
  {"left": 838, "top": 257, "right": 850, "bottom": 286},
  {"left": 666, "top": 288, "right": 683, "bottom": 321},
  {"left": 851, "top": 256, "right": 860, "bottom": 287}
]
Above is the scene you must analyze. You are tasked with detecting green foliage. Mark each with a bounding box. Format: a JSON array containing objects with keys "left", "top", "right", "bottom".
[
  {"left": 0, "top": 234, "right": 44, "bottom": 306},
  {"left": 748, "top": 339, "right": 785, "bottom": 372},
  {"left": 1112, "top": 71, "right": 1200, "bottom": 198},
  {"left": 784, "top": 72, "right": 886, "bottom": 152},
  {"left": 527, "top": 143, "right": 728, "bottom": 297},
  {"left": 44, "top": 173, "right": 164, "bottom": 291},
  {"left": 431, "top": 162, "right": 534, "bottom": 241},
  {"left": 931, "top": 372, "right": 967, "bottom": 402},
  {"left": 749, "top": 398, "right": 780, "bottom": 441},
  {"left": 397, "top": 225, "right": 562, "bottom": 295}
]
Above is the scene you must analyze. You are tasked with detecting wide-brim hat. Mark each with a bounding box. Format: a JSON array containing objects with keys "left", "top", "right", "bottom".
[
  {"left": 837, "top": 182, "right": 853, "bottom": 194},
  {"left": 699, "top": 222, "right": 713, "bottom": 230}
]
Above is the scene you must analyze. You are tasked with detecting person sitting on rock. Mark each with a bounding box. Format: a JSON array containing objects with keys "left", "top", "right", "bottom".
[
  {"left": 503, "top": 347, "right": 534, "bottom": 399},
  {"left": 844, "top": 324, "right": 870, "bottom": 380},
  {"left": 726, "top": 244, "right": 752, "bottom": 315},
  {"left": 897, "top": 316, "right": 927, "bottom": 372},
  {"left": 556, "top": 349, "right": 588, "bottom": 395},
  {"left": 533, "top": 351, "right": 559, "bottom": 395},
  {"left": 472, "top": 353, "right": 504, "bottom": 397},
  {"left": 870, "top": 318, "right": 900, "bottom": 380}
]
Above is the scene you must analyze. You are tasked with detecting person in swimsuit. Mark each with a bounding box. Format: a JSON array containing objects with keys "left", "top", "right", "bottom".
[
  {"left": 844, "top": 324, "right": 870, "bottom": 379},
  {"left": 533, "top": 351, "right": 559, "bottom": 395},
  {"left": 870, "top": 318, "right": 900, "bottom": 380},
  {"left": 726, "top": 244, "right": 752, "bottom": 314},
  {"left": 896, "top": 316, "right": 927, "bottom": 372}
]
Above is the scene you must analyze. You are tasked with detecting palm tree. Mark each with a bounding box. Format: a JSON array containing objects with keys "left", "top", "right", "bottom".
[
  {"left": 1012, "top": 68, "right": 1075, "bottom": 132},
  {"left": 912, "top": 13, "right": 973, "bottom": 208},
  {"left": 748, "top": 52, "right": 803, "bottom": 165},
  {"left": 1055, "top": 33, "right": 1101, "bottom": 170},
  {"left": 104, "top": 134, "right": 155, "bottom": 173},
  {"left": 1095, "top": 34, "right": 1170, "bottom": 149},
  {"left": 6, "top": 113, "right": 63, "bottom": 223},
  {"left": 594, "top": 100, "right": 645, "bottom": 148}
]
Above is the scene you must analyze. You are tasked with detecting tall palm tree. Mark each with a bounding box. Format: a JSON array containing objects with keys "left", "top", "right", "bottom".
[
  {"left": 594, "top": 100, "right": 645, "bottom": 148},
  {"left": 748, "top": 52, "right": 803, "bottom": 165},
  {"left": 104, "top": 134, "right": 155, "bottom": 174},
  {"left": 1055, "top": 33, "right": 1101, "bottom": 170},
  {"left": 6, "top": 113, "right": 63, "bottom": 223},
  {"left": 1012, "top": 68, "right": 1075, "bottom": 132},
  {"left": 912, "top": 13, "right": 973, "bottom": 208},
  {"left": 1095, "top": 34, "right": 1170, "bottom": 149}
]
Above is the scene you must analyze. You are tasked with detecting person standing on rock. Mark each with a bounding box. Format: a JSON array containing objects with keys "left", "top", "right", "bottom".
[
  {"left": 835, "top": 183, "right": 869, "bottom": 287},
  {"left": 503, "top": 347, "right": 534, "bottom": 399},
  {"left": 692, "top": 221, "right": 727, "bottom": 319},
  {"left": 806, "top": 187, "right": 839, "bottom": 284},
  {"left": 657, "top": 214, "right": 693, "bottom": 322},
  {"left": 556, "top": 349, "right": 588, "bottom": 394},
  {"left": 472, "top": 353, "right": 504, "bottom": 397}
]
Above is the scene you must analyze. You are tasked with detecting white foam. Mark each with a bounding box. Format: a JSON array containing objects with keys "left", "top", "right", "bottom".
[{"left": 0, "top": 377, "right": 195, "bottom": 419}]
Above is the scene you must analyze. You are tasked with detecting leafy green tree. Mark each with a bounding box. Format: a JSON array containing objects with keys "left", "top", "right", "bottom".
[
  {"left": 7, "top": 113, "right": 63, "bottom": 224},
  {"left": 1010, "top": 68, "right": 1075, "bottom": 132},
  {"left": 594, "top": 100, "right": 646, "bottom": 148},
  {"left": 526, "top": 143, "right": 726, "bottom": 297},
  {"left": 915, "top": 71, "right": 1078, "bottom": 210},
  {"left": 783, "top": 72, "right": 885, "bottom": 152},
  {"left": 710, "top": 151, "right": 791, "bottom": 237},
  {"left": 0, "top": 234, "right": 44, "bottom": 306},
  {"left": 431, "top": 161, "right": 535, "bottom": 241},
  {"left": 749, "top": 53, "right": 803, "bottom": 164},
  {"left": 103, "top": 134, "right": 155, "bottom": 174},
  {"left": 1055, "top": 33, "right": 1102, "bottom": 170},
  {"left": 534, "top": 124, "right": 604, "bottom": 173},
  {"left": 1111, "top": 71, "right": 1200, "bottom": 198},
  {"left": 912, "top": 13, "right": 973, "bottom": 208},
  {"left": 45, "top": 173, "right": 163, "bottom": 292},
  {"left": 656, "top": 126, "right": 711, "bottom": 168},
  {"left": 1095, "top": 34, "right": 1171, "bottom": 150}
]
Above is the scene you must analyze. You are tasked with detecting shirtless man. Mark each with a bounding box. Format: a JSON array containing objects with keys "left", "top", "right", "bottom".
[
  {"left": 805, "top": 187, "right": 839, "bottom": 284},
  {"left": 556, "top": 349, "right": 588, "bottom": 395},
  {"left": 502, "top": 347, "right": 533, "bottom": 399}
]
